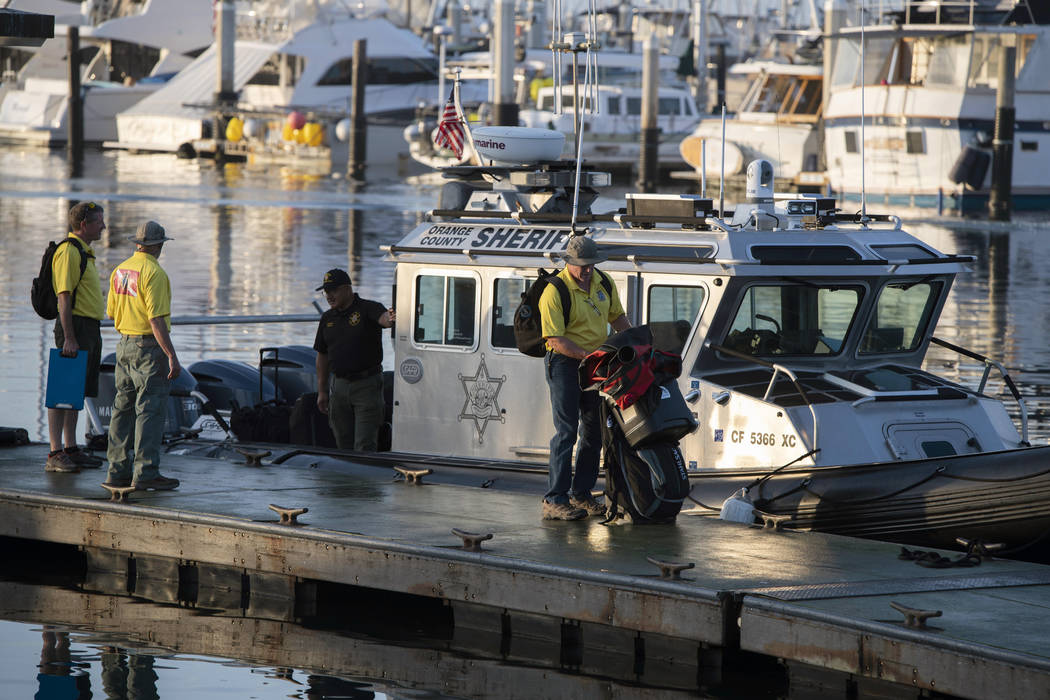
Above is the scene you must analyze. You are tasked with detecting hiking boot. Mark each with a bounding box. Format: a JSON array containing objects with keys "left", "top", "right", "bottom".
[
  {"left": 65, "top": 447, "right": 103, "bottom": 469},
  {"left": 542, "top": 500, "right": 586, "bottom": 521},
  {"left": 133, "top": 475, "right": 180, "bottom": 491},
  {"left": 570, "top": 494, "right": 607, "bottom": 517},
  {"left": 103, "top": 476, "right": 132, "bottom": 488},
  {"left": 45, "top": 451, "right": 80, "bottom": 473}
]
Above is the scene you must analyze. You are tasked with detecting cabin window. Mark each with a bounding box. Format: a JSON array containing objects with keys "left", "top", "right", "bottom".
[
  {"left": 626, "top": 97, "right": 642, "bottom": 115},
  {"left": 905, "top": 131, "right": 924, "bottom": 154},
  {"left": 413, "top": 274, "right": 477, "bottom": 348},
  {"left": 658, "top": 97, "right": 682, "bottom": 116},
  {"left": 647, "top": 285, "right": 705, "bottom": 354},
  {"left": 844, "top": 131, "right": 859, "bottom": 154},
  {"left": 492, "top": 278, "right": 527, "bottom": 349},
  {"left": 318, "top": 56, "right": 438, "bottom": 86},
  {"left": 922, "top": 440, "right": 957, "bottom": 457},
  {"left": 871, "top": 244, "right": 937, "bottom": 260},
  {"left": 1021, "top": 141, "right": 1038, "bottom": 152},
  {"left": 926, "top": 36, "right": 970, "bottom": 87},
  {"left": 607, "top": 96, "right": 621, "bottom": 115},
  {"left": 722, "top": 284, "right": 861, "bottom": 357},
  {"left": 859, "top": 280, "right": 943, "bottom": 354}
]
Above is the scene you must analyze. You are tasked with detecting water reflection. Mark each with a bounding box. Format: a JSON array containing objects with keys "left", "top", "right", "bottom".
[{"left": 37, "top": 627, "right": 92, "bottom": 700}]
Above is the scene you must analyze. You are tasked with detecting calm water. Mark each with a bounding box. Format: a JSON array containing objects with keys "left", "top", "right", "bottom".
[{"left": 2, "top": 148, "right": 1050, "bottom": 696}]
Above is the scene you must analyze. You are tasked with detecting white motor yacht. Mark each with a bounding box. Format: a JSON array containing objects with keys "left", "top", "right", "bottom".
[
  {"left": 0, "top": 0, "right": 212, "bottom": 145},
  {"left": 113, "top": 3, "right": 443, "bottom": 167},
  {"left": 679, "top": 60, "right": 824, "bottom": 185},
  {"left": 823, "top": 0, "right": 1050, "bottom": 211}
]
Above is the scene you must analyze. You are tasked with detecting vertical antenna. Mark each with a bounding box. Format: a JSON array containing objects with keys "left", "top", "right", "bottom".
[
  {"left": 701, "top": 139, "right": 707, "bottom": 198},
  {"left": 719, "top": 103, "right": 726, "bottom": 217},
  {"left": 860, "top": 6, "right": 867, "bottom": 221}
]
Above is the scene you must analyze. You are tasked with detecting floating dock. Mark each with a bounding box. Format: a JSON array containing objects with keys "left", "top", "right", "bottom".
[{"left": 1, "top": 441, "right": 1048, "bottom": 698}]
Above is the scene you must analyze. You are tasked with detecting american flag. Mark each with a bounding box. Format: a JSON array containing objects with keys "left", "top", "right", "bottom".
[{"left": 433, "top": 90, "right": 466, "bottom": 158}]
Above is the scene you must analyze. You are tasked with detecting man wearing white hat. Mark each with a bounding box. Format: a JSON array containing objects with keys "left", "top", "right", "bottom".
[
  {"left": 538, "top": 235, "right": 630, "bottom": 520},
  {"left": 104, "top": 221, "right": 182, "bottom": 491}
]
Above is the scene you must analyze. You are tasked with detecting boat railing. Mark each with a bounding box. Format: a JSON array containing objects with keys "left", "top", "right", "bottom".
[
  {"left": 100, "top": 313, "right": 321, "bottom": 328},
  {"left": 708, "top": 343, "right": 818, "bottom": 453},
  {"left": 930, "top": 337, "right": 1030, "bottom": 445}
]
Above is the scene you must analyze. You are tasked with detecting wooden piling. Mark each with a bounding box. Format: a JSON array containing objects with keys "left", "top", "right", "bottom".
[
  {"left": 636, "top": 37, "right": 659, "bottom": 193},
  {"left": 492, "top": 0, "right": 518, "bottom": 126},
  {"left": 347, "top": 39, "right": 368, "bottom": 181},
  {"left": 66, "top": 26, "right": 83, "bottom": 171},
  {"left": 988, "top": 39, "right": 1016, "bottom": 222}
]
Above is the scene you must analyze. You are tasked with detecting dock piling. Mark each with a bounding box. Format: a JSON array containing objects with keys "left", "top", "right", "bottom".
[
  {"left": 989, "top": 37, "right": 1016, "bottom": 221},
  {"left": 347, "top": 39, "right": 368, "bottom": 181},
  {"left": 66, "top": 26, "right": 83, "bottom": 173},
  {"left": 635, "top": 36, "right": 659, "bottom": 192}
]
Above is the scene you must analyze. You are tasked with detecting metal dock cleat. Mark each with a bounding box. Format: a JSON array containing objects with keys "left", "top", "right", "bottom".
[
  {"left": 268, "top": 504, "right": 308, "bottom": 525},
  {"left": 394, "top": 466, "right": 433, "bottom": 485},
  {"left": 645, "top": 555, "right": 695, "bottom": 579},
  {"left": 236, "top": 448, "right": 271, "bottom": 466},
  {"left": 752, "top": 510, "right": 793, "bottom": 531},
  {"left": 956, "top": 537, "right": 1006, "bottom": 560},
  {"left": 890, "top": 601, "right": 943, "bottom": 629},
  {"left": 100, "top": 483, "right": 135, "bottom": 502},
  {"left": 451, "top": 528, "right": 493, "bottom": 552}
]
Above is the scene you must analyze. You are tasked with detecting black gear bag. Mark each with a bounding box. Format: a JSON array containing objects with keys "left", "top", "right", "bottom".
[{"left": 600, "top": 402, "right": 690, "bottom": 524}]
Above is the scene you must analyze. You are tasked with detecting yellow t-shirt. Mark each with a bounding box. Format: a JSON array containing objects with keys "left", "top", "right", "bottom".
[
  {"left": 51, "top": 233, "right": 104, "bottom": 320},
  {"left": 539, "top": 267, "right": 624, "bottom": 354},
  {"left": 107, "top": 251, "right": 172, "bottom": 335}
]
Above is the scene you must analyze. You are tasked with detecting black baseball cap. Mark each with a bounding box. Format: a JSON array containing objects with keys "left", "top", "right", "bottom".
[{"left": 316, "top": 268, "right": 352, "bottom": 291}]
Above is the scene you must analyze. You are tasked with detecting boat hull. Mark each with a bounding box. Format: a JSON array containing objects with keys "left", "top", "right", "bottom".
[{"left": 690, "top": 445, "right": 1050, "bottom": 557}]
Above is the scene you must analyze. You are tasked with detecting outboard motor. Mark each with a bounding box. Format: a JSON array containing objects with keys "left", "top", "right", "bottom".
[
  {"left": 188, "top": 359, "right": 278, "bottom": 410},
  {"left": 92, "top": 352, "right": 202, "bottom": 440},
  {"left": 260, "top": 345, "right": 318, "bottom": 404},
  {"left": 731, "top": 159, "right": 777, "bottom": 230}
]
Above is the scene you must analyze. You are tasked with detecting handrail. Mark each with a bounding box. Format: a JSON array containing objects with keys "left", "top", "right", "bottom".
[
  {"left": 709, "top": 343, "right": 819, "bottom": 453},
  {"left": 930, "top": 336, "right": 1029, "bottom": 445},
  {"left": 100, "top": 313, "right": 321, "bottom": 328}
]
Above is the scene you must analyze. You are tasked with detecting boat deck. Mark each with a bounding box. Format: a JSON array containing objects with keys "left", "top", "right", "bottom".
[{"left": 1, "top": 441, "right": 1048, "bottom": 698}]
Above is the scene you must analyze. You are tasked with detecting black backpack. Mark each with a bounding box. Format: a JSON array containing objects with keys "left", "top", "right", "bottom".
[
  {"left": 31, "top": 237, "right": 90, "bottom": 320},
  {"left": 600, "top": 402, "right": 690, "bottom": 524},
  {"left": 513, "top": 268, "right": 613, "bottom": 357}
]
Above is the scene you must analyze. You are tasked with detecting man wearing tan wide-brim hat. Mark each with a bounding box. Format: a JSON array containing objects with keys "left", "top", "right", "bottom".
[
  {"left": 104, "top": 220, "right": 181, "bottom": 492},
  {"left": 537, "top": 235, "right": 630, "bottom": 521}
]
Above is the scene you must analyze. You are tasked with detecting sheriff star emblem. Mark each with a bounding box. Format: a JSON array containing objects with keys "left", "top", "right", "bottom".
[{"left": 458, "top": 354, "right": 506, "bottom": 443}]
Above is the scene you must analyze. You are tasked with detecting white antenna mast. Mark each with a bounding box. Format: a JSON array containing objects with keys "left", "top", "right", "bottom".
[
  {"left": 860, "top": 5, "right": 868, "bottom": 222},
  {"left": 719, "top": 103, "right": 726, "bottom": 217}
]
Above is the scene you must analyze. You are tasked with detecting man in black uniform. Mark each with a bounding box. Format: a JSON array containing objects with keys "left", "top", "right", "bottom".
[{"left": 313, "top": 269, "right": 395, "bottom": 451}]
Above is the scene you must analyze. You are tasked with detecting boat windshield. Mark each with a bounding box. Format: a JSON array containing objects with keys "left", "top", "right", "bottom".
[
  {"left": 859, "top": 279, "right": 943, "bottom": 354},
  {"left": 722, "top": 283, "right": 861, "bottom": 357}
]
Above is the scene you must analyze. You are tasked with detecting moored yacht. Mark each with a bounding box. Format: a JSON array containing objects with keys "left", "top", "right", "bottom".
[
  {"left": 113, "top": 2, "right": 444, "bottom": 166},
  {"left": 823, "top": 0, "right": 1050, "bottom": 211}
]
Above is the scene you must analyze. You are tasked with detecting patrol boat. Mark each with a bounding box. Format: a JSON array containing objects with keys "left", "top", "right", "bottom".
[{"left": 379, "top": 131, "right": 1050, "bottom": 555}]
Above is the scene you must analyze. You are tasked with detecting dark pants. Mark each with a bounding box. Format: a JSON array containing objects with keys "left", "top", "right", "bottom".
[
  {"left": 545, "top": 351, "right": 601, "bottom": 504},
  {"left": 54, "top": 315, "right": 102, "bottom": 397}
]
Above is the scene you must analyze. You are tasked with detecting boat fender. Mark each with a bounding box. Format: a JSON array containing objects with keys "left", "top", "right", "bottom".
[
  {"left": 719, "top": 487, "right": 755, "bottom": 524},
  {"left": 948, "top": 144, "right": 990, "bottom": 190}
]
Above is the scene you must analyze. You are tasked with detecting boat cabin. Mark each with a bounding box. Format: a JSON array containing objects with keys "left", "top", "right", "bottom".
[{"left": 385, "top": 152, "right": 1026, "bottom": 475}]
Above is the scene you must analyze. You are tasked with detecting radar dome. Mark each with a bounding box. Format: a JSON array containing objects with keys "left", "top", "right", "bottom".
[{"left": 471, "top": 126, "right": 565, "bottom": 165}]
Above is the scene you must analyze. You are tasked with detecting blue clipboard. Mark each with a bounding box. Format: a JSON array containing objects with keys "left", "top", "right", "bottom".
[{"left": 46, "top": 349, "right": 88, "bottom": 410}]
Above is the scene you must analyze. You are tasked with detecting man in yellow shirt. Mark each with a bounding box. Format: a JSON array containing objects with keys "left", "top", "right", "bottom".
[
  {"left": 105, "top": 221, "right": 182, "bottom": 491},
  {"left": 539, "top": 236, "right": 630, "bottom": 520},
  {"left": 46, "top": 202, "right": 106, "bottom": 473}
]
